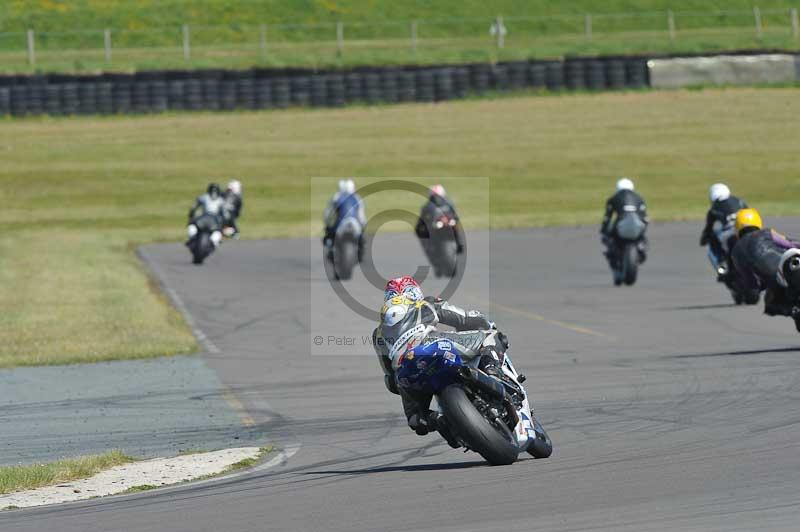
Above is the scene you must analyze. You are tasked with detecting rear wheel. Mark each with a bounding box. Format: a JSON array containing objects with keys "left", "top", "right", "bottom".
[
  {"left": 334, "top": 239, "right": 356, "bottom": 280},
  {"left": 438, "top": 385, "right": 519, "bottom": 466},
  {"left": 623, "top": 243, "right": 638, "bottom": 286},
  {"left": 439, "top": 239, "right": 458, "bottom": 278}
]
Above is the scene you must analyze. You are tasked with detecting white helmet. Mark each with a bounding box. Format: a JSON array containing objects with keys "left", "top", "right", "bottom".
[
  {"left": 430, "top": 184, "right": 446, "bottom": 198},
  {"left": 338, "top": 179, "right": 355, "bottom": 195},
  {"left": 709, "top": 183, "right": 730, "bottom": 203},
  {"left": 227, "top": 179, "right": 242, "bottom": 196},
  {"left": 615, "top": 178, "right": 634, "bottom": 192}
]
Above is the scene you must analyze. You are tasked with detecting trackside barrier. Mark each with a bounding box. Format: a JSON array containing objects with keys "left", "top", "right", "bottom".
[{"left": 0, "top": 53, "right": 791, "bottom": 117}]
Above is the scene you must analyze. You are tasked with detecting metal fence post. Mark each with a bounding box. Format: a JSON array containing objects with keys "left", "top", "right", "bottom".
[
  {"left": 259, "top": 24, "right": 267, "bottom": 58},
  {"left": 754, "top": 7, "right": 763, "bottom": 39},
  {"left": 668, "top": 10, "right": 676, "bottom": 42},
  {"left": 182, "top": 24, "right": 191, "bottom": 60},
  {"left": 791, "top": 8, "right": 799, "bottom": 39},
  {"left": 336, "top": 21, "right": 344, "bottom": 56},
  {"left": 411, "top": 20, "right": 418, "bottom": 53},
  {"left": 104, "top": 28, "right": 112, "bottom": 63},
  {"left": 26, "top": 29, "right": 35, "bottom": 67},
  {"left": 585, "top": 13, "right": 592, "bottom": 41}
]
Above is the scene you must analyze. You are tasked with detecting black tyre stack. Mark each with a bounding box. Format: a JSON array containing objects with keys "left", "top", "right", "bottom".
[
  {"left": 271, "top": 77, "right": 290, "bottom": 108},
  {"left": 626, "top": 57, "right": 649, "bottom": 88},
  {"left": 254, "top": 78, "right": 272, "bottom": 109},
  {"left": 112, "top": 78, "right": 132, "bottom": 114},
  {"left": 61, "top": 83, "right": 80, "bottom": 115},
  {"left": 344, "top": 72, "right": 364, "bottom": 103},
  {"left": 327, "top": 74, "right": 346, "bottom": 107},
  {"left": 0, "top": 86, "right": 11, "bottom": 116},
  {"left": 310, "top": 75, "right": 328, "bottom": 107},
  {"left": 363, "top": 72, "right": 382, "bottom": 104},
  {"left": 290, "top": 76, "right": 311, "bottom": 107},
  {"left": 585, "top": 60, "right": 607, "bottom": 90},
  {"left": 397, "top": 70, "right": 416, "bottom": 102},
  {"left": 545, "top": 60, "right": 565, "bottom": 91},
  {"left": 236, "top": 77, "right": 256, "bottom": 110},
  {"left": 564, "top": 59, "right": 586, "bottom": 90},
  {"left": 78, "top": 82, "right": 98, "bottom": 115},
  {"left": 434, "top": 68, "right": 453, "bottom": 101},
  {"left": 470, "top": 64, "right": 491, "bottom": 94},
  {"left": 606, "top": 59, "right": 627, "bottom": 90},
  {"left": 491, "top": 64, "right": 509, "bottom": 91},
  {"left": 507, "top": 61, "right": 528, "bottom": 90},
  {"left": 528, "top": 61, "right": 548, "bottom": 89},
  {"left": 416, "top": 69, "right": 435, "bottom": 102},
  {"left": 219, "top": 77, "right": 238, "bottom": 111},
  {"left": 452, "top": 67, "right": 470, "bottom": 99},
  {"left": 380, "top": 69, "right": 399, "bottom": 104},
  {"left": 96, "top": 82, "right": 113, "bottom": 114}
]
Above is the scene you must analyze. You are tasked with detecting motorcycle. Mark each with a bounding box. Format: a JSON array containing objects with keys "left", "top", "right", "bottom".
[
  {"left": 707, "top": 220, "right": 759, "bottom": 305},
  {"left": 421, "top": 210, "right": 459, "bottom": 278},
  {"left": 607, "top": 212, "right": 646, "bottom": 286},
  {"left": 328, "top": 216, "right": 361, "bottom": 281},
  {"left": 186, "top": 212, "right": 222, "bottom": 265},
  {"left": 387, "top": 304, "right": 552, "bottom": 465}
]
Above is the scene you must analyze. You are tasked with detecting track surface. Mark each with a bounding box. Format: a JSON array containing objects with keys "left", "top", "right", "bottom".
[{"left": 5, "top": 220, "right": 800, "bottom": 531}]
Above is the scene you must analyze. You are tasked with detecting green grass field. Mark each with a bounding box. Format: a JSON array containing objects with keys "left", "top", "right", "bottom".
[
  {"left": 1, "top": 1, "right": 800, "bottom": 72},
  {"left": 1, "top": 87, "right": 799, "bottom": 367},
  {"left": 0, "top": 451, "right": 133, "bottom": 495}
]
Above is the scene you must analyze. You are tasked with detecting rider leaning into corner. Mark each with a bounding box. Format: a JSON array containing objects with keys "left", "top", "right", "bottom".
[
  {"left": 322, "top": 179, "right": 367, "bottom": 261},
  {"left": 372, "top": 276, "right": 508, "bottom": 444},
  {"left": 731, "top": 208, "right": 800, "bottom": 322},
  {"left": 414, "top": 184, "right": 465, "bottom": 254},
  {"left": 187, "top": 183, "right": 226, "bottom": 246},
  {"left": 699, "top": 183, "right": 747, "bottom": 273},
  {"left": 600, "top": 177, "right": 649, "bottom": 263}
]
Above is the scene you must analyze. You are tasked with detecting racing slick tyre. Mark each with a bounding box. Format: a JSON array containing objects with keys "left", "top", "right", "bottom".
[
  {"left": 743, "top": 290, "right": 760, "bottom": 305},
  {"left": 526, "top": 417, "right": 553, "bottom": 459},
  {"left": 623, "top": 243, "right": 638, "bottom": 286},
  {"left": 333, "top": 239, "right": 357, "bottom": 281},
  {"left": 191, "top": 233, "right": 212, "bottom": 265},
  {"left": 439, "top": 385, "right": 518, "bottom": 466}
]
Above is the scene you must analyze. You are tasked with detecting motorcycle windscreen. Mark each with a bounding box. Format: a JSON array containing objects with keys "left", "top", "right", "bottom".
[{"left": 615, "top": 212, "right": 646, "bottom": 240}]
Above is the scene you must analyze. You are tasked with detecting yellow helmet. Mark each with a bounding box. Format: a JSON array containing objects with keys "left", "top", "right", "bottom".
[{"left": 735, "top": 208, "right": 763, "bottom": 234}]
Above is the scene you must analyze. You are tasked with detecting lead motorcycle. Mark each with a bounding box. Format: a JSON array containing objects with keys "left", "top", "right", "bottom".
[
  {"left": 607, "top": 211, "right": 646, "bottom": 286},
  {"left": 186, "top": 212, "right": 223, "bottom": 265},
  {"left": 421, "top": 209, "right": 459, "bottom": 278},
  {"left": 386, "top": 300, "right": 553, "bottom": 465},
  {"left": 706, "top": 218, "right": 759, "bottom": 305}
]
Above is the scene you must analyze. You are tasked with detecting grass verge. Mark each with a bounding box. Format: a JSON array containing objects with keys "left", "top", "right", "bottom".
[
  {"left": 0, "top": 451, "right": 134, "bottom": 495},
  {"left": 0, "top": 87, "right": 798, "bottom": 367}
]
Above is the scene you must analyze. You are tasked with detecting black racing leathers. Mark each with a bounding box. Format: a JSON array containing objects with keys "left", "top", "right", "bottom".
[
  {"left": 600, "top": 189, "right": 649, "bottom": 237},
  {"left": 700, "top": 196, "right": 747, "bottom": 261},
  {"left": 415, "top": 196, "right": 465, "bottom": 252},
  {"left": 732, "top": 228, "right": 800, "bottom": 316},
  {"left": 373, "top": 297, "right": 502, "bottom": 435}
]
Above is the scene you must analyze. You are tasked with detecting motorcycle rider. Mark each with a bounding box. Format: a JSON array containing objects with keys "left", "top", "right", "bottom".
[
  {"left": 699, "top": 183, "right": 747, "bottom": 275},
  {"left": 600, "top": 177, "right": 649, "bottom": 264},
  {"left": 222, "top": 179, "right": 243, "bottom": 238},
  {"left": 372, "top": 276, "right": 508, "bottom": 440},
  {"left": 414, "top": 185, "right": 465, "bottom": 254},
  {"left": 187, "top": 183, "right": 225, "bottom": 247},
  {"left": 323, "top": 179, "right": 366, "bottom": 261},
  {"left": 731, "top": 208, "right": 800, "bottom": 321}
]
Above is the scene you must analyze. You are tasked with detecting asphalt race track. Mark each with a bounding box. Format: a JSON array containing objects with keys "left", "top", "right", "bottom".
[{"left": 4, "top": 219, "right": 800, "bottom": 531}]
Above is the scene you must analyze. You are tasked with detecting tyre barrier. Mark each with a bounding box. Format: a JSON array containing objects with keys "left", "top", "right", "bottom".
[
  {"left": 434, "top": 68, "right": 453, "bottom": 101},
  {"left": 0, "top": 56, "right": 663, "bottom": 116},
  {"left": 606, "top": 59, "right": 627, "bottom": 90},
  {"left": 327, "top": 74, "right": 346, "bottom": 107},
  {"left": 416, "top": 69, "right": 435, "bottom": 102},
  {"left": 585, "top": 60, "right": 607, "bottom": 91},
  {"left": 564, "top": 60, "right": 586, "bottom": 90}
]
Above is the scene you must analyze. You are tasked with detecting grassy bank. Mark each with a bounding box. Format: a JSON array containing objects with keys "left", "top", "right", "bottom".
[
  {"left": 1, "top": 87, "right": 798, "bottom": 367},
  {"left": 0, "top": 451, "right": 133, "bottom": 495},
  {"left": 1, "top": 1, "right": 799, "bottom": 72}
]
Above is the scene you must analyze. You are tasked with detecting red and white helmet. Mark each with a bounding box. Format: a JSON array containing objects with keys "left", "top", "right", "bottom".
[
  {"left": 429, "top": 184, "right": 446, "bottom": 198},
  {"left": 384, "top": 275, "right": 423, "bottom": 302}
]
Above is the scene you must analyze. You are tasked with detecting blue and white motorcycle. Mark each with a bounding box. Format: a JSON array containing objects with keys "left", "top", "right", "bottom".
[
  {"left": 386, "top": 301, "right": 553, "bottom": 465},
  {"left": 329, "top": 216, "right": 362, "bottom": 281}
]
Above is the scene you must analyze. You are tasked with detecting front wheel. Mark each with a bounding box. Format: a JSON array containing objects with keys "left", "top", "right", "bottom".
[
  {"left": 334, "top": 239, "right": 357, "bottom": 280},
  {"left": 526, "top": 417, "right": 553, "bottom": 459},
  {"left": 622, "top": 243, "right": 638, "bottom": 286},
  {"left": 438, "top": 385, "right": 519, "bottom": 466}
]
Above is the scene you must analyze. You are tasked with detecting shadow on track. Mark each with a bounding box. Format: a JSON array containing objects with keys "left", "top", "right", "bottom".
[
  {"left": 668, "top": 346, "right": 800, "bottom": 359},
  {"left": 657, "top": 303, "right": 738, "bottom": 311},
  {"left": 301, "top": 459, "right": 491, "bottom": 476}
]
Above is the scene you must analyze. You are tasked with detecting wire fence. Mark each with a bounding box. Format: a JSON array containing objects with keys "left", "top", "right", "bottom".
[{"left": 3, "top": 8, "right": 800, "bottom": 71}]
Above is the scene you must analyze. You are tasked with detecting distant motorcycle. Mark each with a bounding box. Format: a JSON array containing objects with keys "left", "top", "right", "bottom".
[
  {"left": 328, "top": 216, "right": 361, "bottom": 281},
  {"left": 607, "top": 211, "right": 646, "bottom": 286},
  {"left": 421, "top": 210, "right": 459, "bottom": 278},
  {"left": 707, "top": 219, "right": 759, "bottom": 305},
  {"left": 187, "top": 213, "right": 222, "bottom": 265}
]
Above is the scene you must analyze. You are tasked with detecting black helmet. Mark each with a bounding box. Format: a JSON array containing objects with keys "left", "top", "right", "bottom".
[{"left": 207, "top": 183, "right": 221, "bottom": 198}]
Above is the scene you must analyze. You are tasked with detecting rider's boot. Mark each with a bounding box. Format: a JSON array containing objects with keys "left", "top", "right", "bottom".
[{"left": 429, "top": 412, "right": 461, "bottom": 449}]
